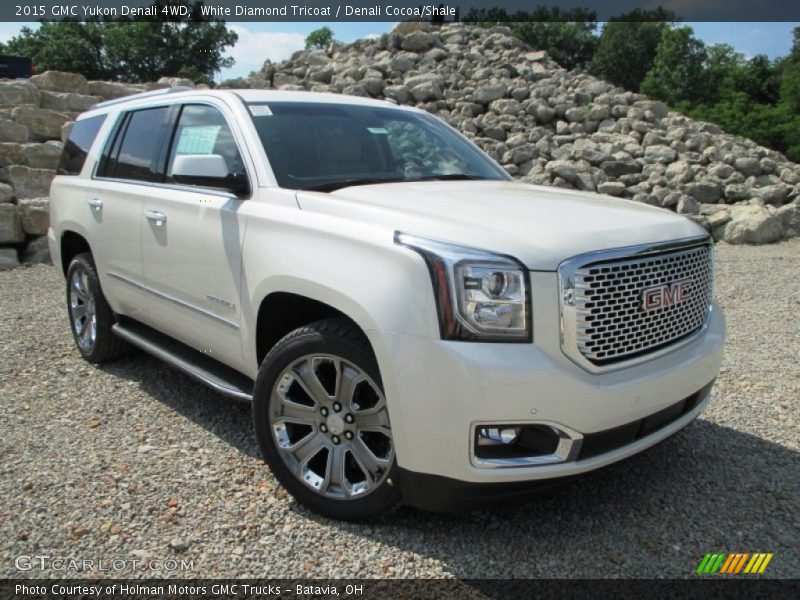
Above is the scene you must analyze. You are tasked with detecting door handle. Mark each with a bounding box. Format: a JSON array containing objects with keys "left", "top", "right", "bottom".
[
  {"left": 145, "top": 210, "right": 167, "bottom": 226},
  {"left": 87, "top": 198, "right": 103, "bottom": 211}
]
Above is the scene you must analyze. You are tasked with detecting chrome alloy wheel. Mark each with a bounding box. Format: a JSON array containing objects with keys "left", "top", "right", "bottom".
[
  {"left": 68, "top": 265, "right": 97, "bottom": 351},
  {"left": 269, "top": 354, "right": 394, "bottom": 500}
]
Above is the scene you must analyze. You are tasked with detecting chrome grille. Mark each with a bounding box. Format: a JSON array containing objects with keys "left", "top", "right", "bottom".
[{"left": 560, "top": 240, "right": 713, "bottom": 370}]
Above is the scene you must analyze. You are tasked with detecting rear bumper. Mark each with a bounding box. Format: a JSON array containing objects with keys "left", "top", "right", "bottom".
[{"left": 398, "top": 382, "right": 711, "bottom": 511}]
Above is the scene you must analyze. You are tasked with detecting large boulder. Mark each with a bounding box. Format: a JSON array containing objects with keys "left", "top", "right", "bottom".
[
  {"left": 22, "top": 142, "right": 62, "bottom": 170},
  {"left": 393, "top": 22, "right": 431, "bottom": 35},
  {"left": 157, "top": 76, "right": 195, "bottom": 88},
  {"left": 401, "top": 31, "right": 436, "bottom": 53},
  {"left": 29, "top": 71, "right": 90, "bottom": 95},
  {"left": 11, "top": 107, "right": 71, "bottom": 142},
  {"left": 0, "top": 81, "right": 40, "bottom": 106},
  {"left": 473, "top": 84, "right": 507, "bottom": 105},
  {"left": 18, "top": 197, "right": 50, "bottom": 235},
  {"left": 0, "top": 119, "right": 29, "bottom": 143},
  {"left": 22, "top": 236, "right": 51, "bottom": 264},
  {"left": 0, "top": 143, "right": 25, "bottom": 167},
  {"left": 3, "top": 165, "right": 56, "bottom": 199},
  {"left": 88, "top": 80, "right": 140, "bottom": 100},
  {"left": 0, "top": 204, "right": 25, "bottom": 243},
  {"left": 40, "top": 91, "right": 101, "bottom": 113},
  {"left": 0, "top": 182, "right": 14, "bottom": 203},
  {"left": 713, "top": 205, "right": 784, "bottom": 244},
  {"left": 775, "top": 202, "right": 800, "bottom": 237}
]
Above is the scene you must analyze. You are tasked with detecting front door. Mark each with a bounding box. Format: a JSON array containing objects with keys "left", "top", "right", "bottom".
[{"left": 140, "top": 103, "right": 251, "bottom": 369}]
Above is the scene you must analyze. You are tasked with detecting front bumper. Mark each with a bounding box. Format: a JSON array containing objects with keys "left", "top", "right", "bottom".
[
  {"left": 367, "top": 293, "right": 725, "bottom": 490},
  {"left": 397, "top": 383, "right": 711, "bottom": 511}
]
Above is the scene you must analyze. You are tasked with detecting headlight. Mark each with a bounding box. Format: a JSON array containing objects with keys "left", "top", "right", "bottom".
[{"left": 395, "top": 232, "right": 531, "bottom": 342}]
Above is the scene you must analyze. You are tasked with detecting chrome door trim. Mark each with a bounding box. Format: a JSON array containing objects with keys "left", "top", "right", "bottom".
[{"left": 107, "top": 271, "right": 239, "bottom": 330}]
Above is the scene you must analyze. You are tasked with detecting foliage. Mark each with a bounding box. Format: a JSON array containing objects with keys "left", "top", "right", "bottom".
[
  {"left": 305, "top": 26, "right": 335, "bottom": 50},
  {"left": 589, "top": 8, "right": 676, "bottom": 92},
  {"left": 640, "top": 27, "right": 707, "bottom": 105},
  {"left": 3, "top": 1, "right": 237, "bottom": 84}
]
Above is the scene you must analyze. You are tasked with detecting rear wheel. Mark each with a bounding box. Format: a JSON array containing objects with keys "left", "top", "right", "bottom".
[
  {"left": 253, "top": 318, "right": 399, "bottom": 520},
  {"left": 66, "top": 252, "right": 130, "bottom": 363}
]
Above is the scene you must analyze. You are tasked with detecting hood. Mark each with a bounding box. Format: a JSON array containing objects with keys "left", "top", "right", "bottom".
[{"left": 295, "top": 180, "right": 707, "bottom": 270}]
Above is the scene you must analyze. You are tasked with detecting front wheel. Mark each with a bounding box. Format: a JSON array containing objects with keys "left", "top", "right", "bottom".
[{"left": 252, "top": 318, "right": 399, "bottom": 520}]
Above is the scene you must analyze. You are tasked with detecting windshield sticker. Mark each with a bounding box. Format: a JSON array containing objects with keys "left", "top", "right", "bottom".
[
  {"left": 175, "top": 125, "right": 220, "bottom": 155},
  {"left": 250, "top": 105, "right": 273, "bottom": 117},
  {"left": 367, "top": 127, "right": 388, "bottom": 135}
]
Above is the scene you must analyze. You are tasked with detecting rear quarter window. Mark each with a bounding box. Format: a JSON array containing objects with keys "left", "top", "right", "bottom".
[
  {"left": 58, "top": 114, "right": 107, "bottom": 176},
  {"left": 96, "top": 106, "right": 170, "bottom": 182}
]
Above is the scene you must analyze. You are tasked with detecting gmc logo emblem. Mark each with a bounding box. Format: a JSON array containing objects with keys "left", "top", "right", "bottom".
[{"left": 641, "top": 280, "right": 692, "bottom": 311}]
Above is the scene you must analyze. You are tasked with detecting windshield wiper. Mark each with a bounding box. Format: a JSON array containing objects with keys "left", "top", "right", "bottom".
[
  {"left": 411, "top": 174, "right": 490, "bottom": 182},
  {"left": 302, "top": 177, "right": 405, "bottom": 193}
]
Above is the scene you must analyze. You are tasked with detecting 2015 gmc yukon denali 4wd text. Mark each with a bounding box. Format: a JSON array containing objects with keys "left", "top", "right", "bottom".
[{"left": 49, "top": 88, "right": 725, "bottom": 520}]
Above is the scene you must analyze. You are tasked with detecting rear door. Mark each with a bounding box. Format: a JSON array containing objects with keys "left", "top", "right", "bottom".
[
  {"left": 90, "top": 105, "right": 172, "bottom": 317},
  {"left": 140, "top": 101, "right": 251, "bottom": 368}
]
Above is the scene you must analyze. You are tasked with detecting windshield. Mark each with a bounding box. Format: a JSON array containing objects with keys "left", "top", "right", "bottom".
[{"left": 247, "top": 101, "right": 511, "bottom": 191}]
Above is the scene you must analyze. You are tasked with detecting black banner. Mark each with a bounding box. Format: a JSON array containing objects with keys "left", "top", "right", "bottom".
[
  {"left": 3, "top": 0, "right": 800, "bottom": 22},
  {"left": 2, "top": 579, "right": 799, "bottom": 600}
]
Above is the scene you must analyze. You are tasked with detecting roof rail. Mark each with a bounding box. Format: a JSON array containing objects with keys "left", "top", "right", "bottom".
[{"left": 90, "top": 85, "right": 194, "bottom": 110}]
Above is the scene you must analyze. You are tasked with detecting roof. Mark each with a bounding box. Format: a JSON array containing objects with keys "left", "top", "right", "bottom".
[{"left": 83, "top": 86, "right": 413, "bottom": 118}]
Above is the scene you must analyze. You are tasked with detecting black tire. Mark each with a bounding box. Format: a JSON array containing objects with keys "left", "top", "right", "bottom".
[
  {"left": 66, "top": 252, "right": 130, "bottom": 363},
  {"left": 253, "top": 318, "right": 400, "bottom": 520}
]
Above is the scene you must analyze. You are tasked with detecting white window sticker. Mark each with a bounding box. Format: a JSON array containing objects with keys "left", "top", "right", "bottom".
[
  {"left": 249, "top": 105, "right": 273, "bottom": 117},
  {"left": 367, "top": 127, "right": 388, "bottom": 135},
  {"left": 175, "top": 125, "right": 221, "bottom": 155}
]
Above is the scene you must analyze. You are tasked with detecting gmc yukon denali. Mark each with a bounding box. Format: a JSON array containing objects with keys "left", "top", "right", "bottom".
[{"left": 49, "top": 88, "right": 725, "bottom": 520}]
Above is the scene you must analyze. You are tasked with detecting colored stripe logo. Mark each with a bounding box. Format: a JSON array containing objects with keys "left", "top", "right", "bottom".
[{"left": 696, "top": 553, "right": 773, "bottom": 574}]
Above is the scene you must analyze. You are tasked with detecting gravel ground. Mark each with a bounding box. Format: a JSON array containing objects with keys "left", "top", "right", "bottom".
[{"left": 1, "top": 241, "right": 798, "bottom": 579}]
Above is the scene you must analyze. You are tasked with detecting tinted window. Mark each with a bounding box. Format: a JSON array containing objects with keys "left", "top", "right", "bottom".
[
  {"left": 99, "top": 107, "right": 169, "bottom": 182},
  {"left": 165, "top": 104, "right": 247, "bottom": 189},
  {"left": 58, "top": 114, "right": 107, "bottom": 176},
  {"left": 248, "top": 102, "right": 509, "bottom": 191}
]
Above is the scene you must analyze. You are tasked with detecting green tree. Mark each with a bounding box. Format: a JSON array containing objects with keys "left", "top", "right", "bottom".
[
  {"left": 641, "top": 27, "right": 707, "bottom": 105},
  {"left": 731, "top": 55, "right": 780, "bottom": 105},
  {"left": 5, "top": 21, "right": 108, "bottom": 79},
  {"left": 589, "top": 8, "right": 675, "bottom": 91},
  {"left": 512, "top": 14, "right": 597, "bottom": 70},
  {"left": 305, "top": 26, "right": 334, "bottom": 50},
  {"left": 701, "top": 44, "right": 747, "bottom": 103},
  {"left": 4, "top": 1, "right": 237, "bottom": 84}
]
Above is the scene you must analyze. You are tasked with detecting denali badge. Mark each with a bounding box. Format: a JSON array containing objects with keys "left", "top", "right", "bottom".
[{"left": 641, "top": 279, "right": 692, "bottom": 311}]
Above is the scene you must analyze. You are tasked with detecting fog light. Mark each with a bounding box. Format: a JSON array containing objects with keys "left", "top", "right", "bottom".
[{"left": 477, "top": 426, "right": 521, "bottom": 446}]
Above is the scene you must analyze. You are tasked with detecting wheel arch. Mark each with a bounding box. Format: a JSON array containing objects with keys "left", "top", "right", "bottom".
[
  {"left": 60, "top": 230, "right": 92, "bottom": 275},
  {"left": 254, "top": 288, "right": 379, "bottom": 367}
]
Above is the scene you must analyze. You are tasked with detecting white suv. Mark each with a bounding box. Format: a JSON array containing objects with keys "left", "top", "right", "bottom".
[{"left": 49, "top": 88, "right": 725, "bottom": 520}]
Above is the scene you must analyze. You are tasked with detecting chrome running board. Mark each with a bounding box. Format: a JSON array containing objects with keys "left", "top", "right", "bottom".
[{"left": 112, "top": 319, "right": 253, "bottom": 402}]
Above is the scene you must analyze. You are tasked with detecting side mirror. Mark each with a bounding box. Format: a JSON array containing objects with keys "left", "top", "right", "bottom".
[
  {"left": 172, "top": 154, "right": 229, "bottom": 178},
  {"left": 171, "top": 154, "right": 250, "bottom": 198}
]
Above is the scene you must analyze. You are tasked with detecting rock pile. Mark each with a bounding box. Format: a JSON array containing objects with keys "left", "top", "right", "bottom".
[
  {"left": 0, "top": 72, "right": 196, "bottom": 270},
  {"left": 232, "top": 21, "right": 799, "bottom": 244},
  {"left": 1, "top": 22, "right": 798, "bottom": 270}
]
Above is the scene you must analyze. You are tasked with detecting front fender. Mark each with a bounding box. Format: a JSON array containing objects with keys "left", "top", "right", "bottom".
[{"left": 239, "top": 204, "right": 440, "bottom": 375}]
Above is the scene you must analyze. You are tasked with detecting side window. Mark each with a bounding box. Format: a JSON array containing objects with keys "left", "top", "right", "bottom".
[
  {"left": 97, "top": 106, "right": 170, "bottom": 182},
  {"left": 57, "top": 114, "right": 107, "bottom": 175},
  {"left": 165, "top": 104, "right": 248, "bottom": 195}
]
